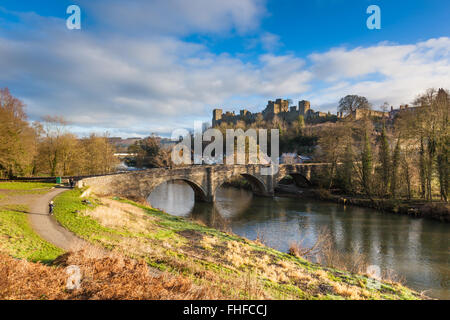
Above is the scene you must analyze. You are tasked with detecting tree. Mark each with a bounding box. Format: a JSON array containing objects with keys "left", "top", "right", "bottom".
[
  {"left": 37, "top": 116, "right": 74, "bottom": 176},
  {"left": 342, "top": 142, "right": 355, "bottom": 194},
  {"left": 0, "top": 88, "right": 36, "bottom": 177},
  {"left": 316, "top": 123, "right": 351, "bottom": 188},
  {"left": 401, "top": 151, "right": 413, "bottom": 200},
  {"left": 434, "top": 88, "right": 449, "bottom": 202},
  {"left": 419, "top": 137, "right": 426, "bottom": 199},
  {"left": 80, "top": 134, "right": 118, "bottom": 175},
  {"left": 361, "top": 130, "right": 373, "bottom": 196},
  {"left": 129, "top": 135, "right": 171, "bottom": 168},
  {"left": 297, "top": 115, "right": 305, "bottom": 135},
  {"left": 390, "top": 138, "right": 400, "bottom": 199},
  {"left": 378, "top": 125, "right": 391, "bottom": 197},
  {"left": 409, "top": 88, "right": 449, "bottom": 201},
  {"left": 394, "top": 88, "right": 449, "bottom": 201},
  {"left": 338, "top": 95, "right": 371, "bottom": 116}
]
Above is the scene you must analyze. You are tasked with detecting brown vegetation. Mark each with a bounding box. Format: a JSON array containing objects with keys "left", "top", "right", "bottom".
[
  {"left": 128, "top": 135, "right": 172, "bottom": 169},
  {"left": 0, "top": 249, "right": 221, "bottom": 300}
]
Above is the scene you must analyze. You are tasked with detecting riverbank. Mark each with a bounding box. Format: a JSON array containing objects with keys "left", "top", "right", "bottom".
[
  {"left": 275, "top": 184, "right": 449, "bottom": 223},
  {"left": 0, "top": 182, "right": 212, "bottom": 299},
  {"left": 0, "top": 182, "right": 425, "bottom": 299},
  {"left": 49, "top": 188, "right": 422, "bottom": 300},
  {"left": 0, "top": 182, "right": 64, "bottom": 263}
]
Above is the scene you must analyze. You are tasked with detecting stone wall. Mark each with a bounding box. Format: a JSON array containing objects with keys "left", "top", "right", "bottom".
[{"left": 212, "top": 99, "right": 333, "bottom": 126}]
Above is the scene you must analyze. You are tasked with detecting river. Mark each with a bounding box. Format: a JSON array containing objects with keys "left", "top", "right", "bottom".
[{"left": 148, "top": 180, "right": 449, "bottom": 299}]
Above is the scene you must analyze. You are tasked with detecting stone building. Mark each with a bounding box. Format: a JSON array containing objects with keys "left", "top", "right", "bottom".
[
  {"left": 212, "top": 98, "right": 332, "bottom": 126},
  {"left": 347, "top": 104, "right": 422, "bottom": 120},
  {"left": 212, "top": 97, "right": 433, "bottom": 127},
  {"left": 350, "top": 108, "right": 389, "bottom": 120}
]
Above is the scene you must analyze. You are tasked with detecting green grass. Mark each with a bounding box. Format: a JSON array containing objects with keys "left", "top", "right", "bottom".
[
  {"left": 52, "top": 189, "right": 421, "bottom": 300},
  {"left": 53, "top": 189, "right": 152, "bottom": 243},
  {"left": 0, "top": 204, "right": 64, "bottom": 263},
  {"left": 0, "top": 182, "right": 56, "bottom": 190},
  {"left": 0, "top": 182, "right": 57, "bottom": 196}
]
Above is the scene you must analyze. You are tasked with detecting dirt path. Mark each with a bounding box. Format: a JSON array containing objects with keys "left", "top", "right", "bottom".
[{"left": 27, "top": 187, "right": 88, "bottom": 251}]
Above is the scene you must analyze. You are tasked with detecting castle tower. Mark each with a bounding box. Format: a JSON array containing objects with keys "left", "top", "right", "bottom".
[
  {"left": 212, "top": 109, "right": 223, "bottom": 126},
  {"left": 240, "top": 109, "right": 249, "bottom": 117},
  {"left": 276, "top": 99, "right": 289, "bottom": 112},
  {"left": 299, "top": 100, "right": 310, "bottom": 115}
]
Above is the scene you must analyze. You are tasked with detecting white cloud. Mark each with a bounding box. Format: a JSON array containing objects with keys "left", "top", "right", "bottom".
[
  {"left": 79, "top": 0, "right": 267, "bottom": 35},
  {"left": 308, "top": 37, "right": 450, "bottom": 110},
  {"left": 245, "top": 32, "right": 282, "bottom": 52},
  {"left": 260, "top": 32, "right": 282, "bottom": 51},
  {"left": 0, "top": 6, "right": 449, "bottom": 136},
  {"left": 0, "top": 14, "right": 309, "bottom": 135}
]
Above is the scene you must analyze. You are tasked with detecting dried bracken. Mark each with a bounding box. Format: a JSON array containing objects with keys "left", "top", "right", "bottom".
[{"left": 0, "top": 250, "right": 222, "bottom": 300}]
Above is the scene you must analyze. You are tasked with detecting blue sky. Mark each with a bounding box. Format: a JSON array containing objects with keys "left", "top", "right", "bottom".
[{"left": 0, "top": 0, "right": 449, "bottom": 137}]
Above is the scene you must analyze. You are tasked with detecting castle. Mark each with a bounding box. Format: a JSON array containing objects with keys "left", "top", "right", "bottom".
[
  {"left": 350, "top": 104, "right": 421, "bottom": 120},
  {"left": 212, "top": 98, "right": 423, "bottom": 127},
  {"left": 212, "top": 99, "right": 335, "bottom": 126}
]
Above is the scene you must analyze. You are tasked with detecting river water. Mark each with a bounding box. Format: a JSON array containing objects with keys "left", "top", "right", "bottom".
[{"left": 148, "top": 181, "right": 449, "bottom": 299}]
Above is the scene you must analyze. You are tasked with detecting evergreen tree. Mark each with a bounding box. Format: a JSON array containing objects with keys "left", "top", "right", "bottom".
[
  {"left": 297, "top": 115, "right": 305, "bottom": 135},
  {"left": 379, "top": 125, "right": 391, "bottom": 196},
  {"left": 419, "top": 137, "right": 426, "bottom": 199},
  {"left": 390, "top": 138, "right": 401, "bottom": 199},
  {"left": 361, "top": 130, "right": 373, "bottom": 195},
  {"left": 435, "top": 88, "right": 449, "bottom": 202},
  {"left": 342, "top": 142, "right": 354, "bottom": 193}
]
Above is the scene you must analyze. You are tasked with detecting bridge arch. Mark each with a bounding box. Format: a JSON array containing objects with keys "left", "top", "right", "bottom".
[
  {"left": 276, "top": 172, "right": 312, "bottom": 188},
  {"left": 214, "top": 173, "right": 268, "bottom": 199},
  {"left": 145, "top": 178, "right": 209, "bottom": 202}
]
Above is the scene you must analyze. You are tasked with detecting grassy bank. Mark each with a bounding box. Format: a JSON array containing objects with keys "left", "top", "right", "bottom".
[
  {"left": 0, "top": 182, "right": 56, "bottom": 190},
  {"left": 0, "top": 181, "right": 56, "bottom": 197},
  {"left": 0, "top": 204, "right": 63, "bottom": 262},
  {"left": 51, "top": 188, "right": 421, "bottom": 300},
  {"left": 0, "top": 182, "right": 214, "bottom": 300},
  {"left": 0, "top": 182, "right": 64, "bottom": 262}
]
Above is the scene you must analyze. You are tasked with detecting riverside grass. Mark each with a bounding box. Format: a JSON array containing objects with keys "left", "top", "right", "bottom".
[
  {"left": 0, "top": 204, "right": 63, "bottom": 262},
  {"left": 0, "top": 182, "right": 56, "bottom": 190},
  {"left": 0, "top": 182, "right": 63, "bottom": 262},
  {"left": 0, "top": 181, "right": 56, "bottom": 196},
  {"left": 52, "top": 188, "right": 421, "bottom": 300}
]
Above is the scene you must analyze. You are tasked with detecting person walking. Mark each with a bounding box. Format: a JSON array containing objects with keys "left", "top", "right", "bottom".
[{"left": 49, "top": 201, "right": 54, "bottom": 215}]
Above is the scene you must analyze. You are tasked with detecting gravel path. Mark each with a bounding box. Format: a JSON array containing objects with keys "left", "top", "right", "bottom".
[{"left": 27, "top": 187, "right": 87, "bottom": 251}]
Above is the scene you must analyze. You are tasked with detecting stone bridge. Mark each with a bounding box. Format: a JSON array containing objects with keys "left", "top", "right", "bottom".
[{"left": 78, "top": 164, "right": 329, "bottom": 203}]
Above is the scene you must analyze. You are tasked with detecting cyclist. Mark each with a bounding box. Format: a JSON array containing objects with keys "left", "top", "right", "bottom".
[{"left": 49, "top": 201, "right": 54, "bottom": 215}]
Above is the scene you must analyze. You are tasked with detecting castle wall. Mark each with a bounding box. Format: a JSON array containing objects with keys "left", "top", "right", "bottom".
[{"left": 212, "top": 98, "right": 331, "bottom": 126}]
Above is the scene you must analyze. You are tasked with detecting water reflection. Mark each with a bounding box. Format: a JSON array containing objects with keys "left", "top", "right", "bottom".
[{"left": 148, "top": 180, "right": 450, "bottom": 299}]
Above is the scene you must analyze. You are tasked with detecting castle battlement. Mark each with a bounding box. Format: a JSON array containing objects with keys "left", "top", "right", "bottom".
[{"left": 212, "top": 99, "right": 332, "bottom": 126}]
